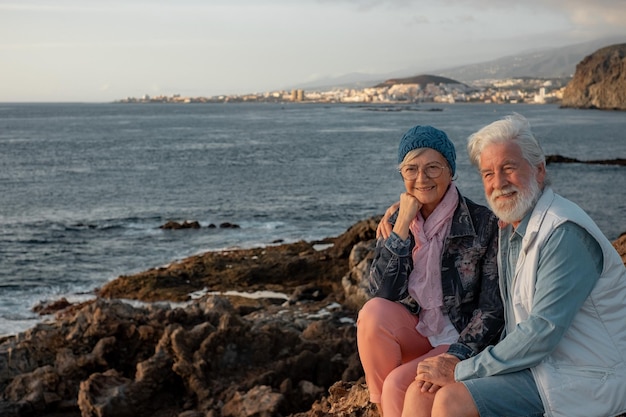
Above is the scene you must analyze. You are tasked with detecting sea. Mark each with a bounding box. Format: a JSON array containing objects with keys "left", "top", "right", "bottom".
[{"left": 1, "top": 102, "right": 625, "bottom": 337}]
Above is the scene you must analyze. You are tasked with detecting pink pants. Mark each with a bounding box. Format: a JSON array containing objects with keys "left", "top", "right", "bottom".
[{"left": 357, "top": 298, "right": 449, "bottom": 417}]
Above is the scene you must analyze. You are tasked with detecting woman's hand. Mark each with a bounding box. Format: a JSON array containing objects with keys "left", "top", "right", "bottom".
[
  {"left": 392, "top": 193, "right": 422, "bottom": 240},
  {"left": 397, "top": 192, "right": 422, "bottom": 224},
  {"left": 376, "top": 202, "right": 399, "bottom": 239},
  {"left": 376, "top": 193, "right": 422, "bottom": 240}
]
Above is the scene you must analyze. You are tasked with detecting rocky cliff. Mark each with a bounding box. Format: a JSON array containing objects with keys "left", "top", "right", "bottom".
[
  {"left": 561, "top": 43, "right": 626, "bottom": 110},
  {"left": 0, "top": 217, "right": 380, "bottom": 417},
  {"left": 1, "top": 219, "right": 625, "bottom": 417}
]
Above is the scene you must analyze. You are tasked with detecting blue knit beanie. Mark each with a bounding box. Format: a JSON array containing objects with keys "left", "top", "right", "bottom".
[{"left": 397, "top": 125, "right": 456, "bottom": 176}]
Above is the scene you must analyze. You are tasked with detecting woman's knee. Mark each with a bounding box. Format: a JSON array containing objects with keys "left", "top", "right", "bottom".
[
  {"left": 358, "top": 298, "right": 391, "bottom": 323},
  {"left": 357, "top": 298, "right": 393, "bottom": 338}
]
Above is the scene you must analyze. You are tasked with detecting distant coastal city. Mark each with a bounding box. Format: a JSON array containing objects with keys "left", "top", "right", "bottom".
[{"left": 116, "top": 76, "right": 570, "bottom": 105}]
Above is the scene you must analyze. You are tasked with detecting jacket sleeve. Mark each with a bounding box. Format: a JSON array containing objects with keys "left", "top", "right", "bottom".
[
  {"left": 448, "top": 209, "right": 505, "bottom": 360},
  {"left": 455, "top": 222, "right": 602, "bottom": 380},
  {"left": 369, "top": 232, "right": 413, "bottom": 300}
]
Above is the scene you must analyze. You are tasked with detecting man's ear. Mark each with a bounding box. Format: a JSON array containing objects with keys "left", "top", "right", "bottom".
[{"left": 536, "top": 163, "right": 546, "bottom": 187}]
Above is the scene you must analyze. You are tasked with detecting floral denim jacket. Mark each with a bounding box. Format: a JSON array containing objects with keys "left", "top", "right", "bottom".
[{"left": 369, "top": 190, "right": 504, "bottom": 360}]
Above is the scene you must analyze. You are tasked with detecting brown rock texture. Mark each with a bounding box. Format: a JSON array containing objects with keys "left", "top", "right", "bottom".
[
  {"left": 0, "top": 218, "right": 379, "bottom": 417},
  {"left": 0, "top": 216, "right": 624, "bottom": 417},
  {"left": 613, "top": 232, "right": 626, "bottom": 265},
  {"left": 561, "top": 43, "right": 626, "bottom": 110}
]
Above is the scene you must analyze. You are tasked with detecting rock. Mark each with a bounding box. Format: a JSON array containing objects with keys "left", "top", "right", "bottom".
[
  {"left": 96, "top": 216, "right": 378, "bottom": 303},
  {"left": 219, "top": 222, "right": 240, "bottom": 229},
  {"left": 292, "top": 381, "right": 378, "bottom": 417},
  {"left": 0, "top": 292, "right": 362, "bottom": 416},
  {"left": 545, "top": 154, "right": 626, "bottom": 166},
  {"left": 221, "top": 385, "right": 283, "bottom": 417},
  {"left": 160, "top": 220, "right": 201, "bottom": 230},
  {"left": 32, "top": 298, "right": 72, "bottom": 315},
  {"left": 1, "top": 217, "right": 624, "bottom": 417},
  {"left": 96, "top": 239, "right": 349, "bottom": 302},
  {"left": 341, "top": 240, "right": 376, "bottom": 312},
  {"left": 561, "top": 43, "right": 626, "bottom": 110}
]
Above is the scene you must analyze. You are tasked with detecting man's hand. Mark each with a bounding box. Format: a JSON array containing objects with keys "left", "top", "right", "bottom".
[
  {"left": 416, "top": 353, "right": 460, "bottom": 392},
  {"left": 376, "top": 201, "right": 399, "bottom": 239}
]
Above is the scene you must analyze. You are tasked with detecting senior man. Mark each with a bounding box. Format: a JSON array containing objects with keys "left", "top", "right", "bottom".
[{"left": 388, "top": 113, "right": 626, "bottom": 417}]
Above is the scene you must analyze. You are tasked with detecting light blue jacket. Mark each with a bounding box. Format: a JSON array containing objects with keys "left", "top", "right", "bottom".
[{"left": 456, "top": 188, "right": 626, "bottom": 417}]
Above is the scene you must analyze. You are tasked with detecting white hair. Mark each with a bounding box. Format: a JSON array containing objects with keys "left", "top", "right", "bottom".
[{"left": 467, "top": 113, "right": 547, "bottom": 174}]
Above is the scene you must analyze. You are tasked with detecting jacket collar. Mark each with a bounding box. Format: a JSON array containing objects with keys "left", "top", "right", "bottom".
[
  {"left": 521, "top": 187, "right": 555, "bottom": 253},
  {"left": 448, "top": 189, "right": 478, "bottom": 239}
]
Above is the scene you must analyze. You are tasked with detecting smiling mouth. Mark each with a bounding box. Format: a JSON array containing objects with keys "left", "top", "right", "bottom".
[
  {"left": 496, "top": 191, "right": 516, "bottom": 199},
  {"left": 415, "top": 185, "right": 436, "bottom": 192}
]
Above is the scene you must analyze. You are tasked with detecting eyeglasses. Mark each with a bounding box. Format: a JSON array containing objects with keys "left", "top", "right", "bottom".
[{"left": 399, "top": 163, "right": 447, "bottom": 180}]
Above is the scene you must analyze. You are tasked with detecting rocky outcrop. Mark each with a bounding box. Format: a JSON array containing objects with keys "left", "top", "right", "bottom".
[
  {"left": 1, "top": 216, "right": 624, "bottom": 417},
  {"left": 561, "top": 43, "right": 626, "bottom": 110},
  {"left": 160, "top": 221, "right": 241, "bottom": 230},
  {"left": 545, "top": 154, "right": 626, "bottom": 166},
  {"left": 0, "top": 218, "right": 379, "bottom": 417}
]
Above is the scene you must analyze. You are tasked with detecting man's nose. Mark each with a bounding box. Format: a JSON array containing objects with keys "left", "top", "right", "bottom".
[{"left": 493, "top": 170, "right": 508, "bottom": 188}]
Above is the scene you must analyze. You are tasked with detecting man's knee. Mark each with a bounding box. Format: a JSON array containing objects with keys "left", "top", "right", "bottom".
[
  {"left": 432, "top": 383, "right": 478, "bottom": 417},
  {"left": 401, "top": 381, "right": 434, "bottom": 417}
]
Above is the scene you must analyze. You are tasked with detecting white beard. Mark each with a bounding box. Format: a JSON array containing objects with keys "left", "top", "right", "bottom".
[{"left": 487, "top": 179, "right": 541, "bottom": 224}]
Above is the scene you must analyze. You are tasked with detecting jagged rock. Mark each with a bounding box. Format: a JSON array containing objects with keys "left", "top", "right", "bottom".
[
  {"left": 32, "top": 297, "right": 72, "bottom": 315},
  {"left": 292, "top": 381, "right": 378, "bottom": 417},
  {"left": 160, "top": 220, "right": 201, "bottom": 230},
  {"left": 0, "top": 279, "right": 363, "bottom": 417},
  {"left": 561, "top": 43, "right": 626, "bottom": 110},
  {"left": 97, "top": 216, "right": 377, "bottom": 303},
  {"left": 78, "top": 370, "right": 135, "bottom": 417},
  {"left": 219, "top": 222, "right": 240, "bottom": 229},
  {"left": 1, "top": 217, "right": 624, "bottom": 417},
  {"left": 341, "top": 240, "right": 376, "bottom": 312},
  {"left": 222, "top": 385, "right": 283, "bottom": 417},
  {"left": 545, "top": 154, "right": 626, "bottom": 166}
]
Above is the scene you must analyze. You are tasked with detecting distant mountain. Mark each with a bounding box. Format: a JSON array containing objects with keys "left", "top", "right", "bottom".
[
  {"left": 436, "top": 36, "right": 626, "bottom": 82},
  {"left": 373, "top": 74, "right": 464, "bottom": 88},
  {"left": 288, "top": 36, "right": 625, "bottom": 90},
  {"left": 288, "top": 72, "right": 395, "bottom": 92}
]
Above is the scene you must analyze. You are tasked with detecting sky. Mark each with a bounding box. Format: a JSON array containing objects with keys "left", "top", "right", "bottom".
[{"left": 1, "top": 0, "right": 625, "bottom": 102}]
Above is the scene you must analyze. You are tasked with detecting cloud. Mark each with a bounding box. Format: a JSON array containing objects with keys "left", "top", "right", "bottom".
[
  {"left": 409, "top": 15, "right": 430, "bottom": 25},
  {"left": 5, "top": 0, "right": 625, "bottom": 30},
  {"left": 564, "top": 1, "right": 626, "bottom": 27},
  {"left": 437, "top": 0, "right": 626, "bottom": 29}
]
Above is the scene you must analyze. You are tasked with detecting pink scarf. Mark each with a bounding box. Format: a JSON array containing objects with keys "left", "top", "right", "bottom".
[{"left": 408, "top": 182, "right": 458, "bottom": 337}]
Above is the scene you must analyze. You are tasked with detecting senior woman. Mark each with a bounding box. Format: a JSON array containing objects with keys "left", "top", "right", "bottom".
[{"left": 357, "top": 125, "right": 504, "bottom": 417}]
